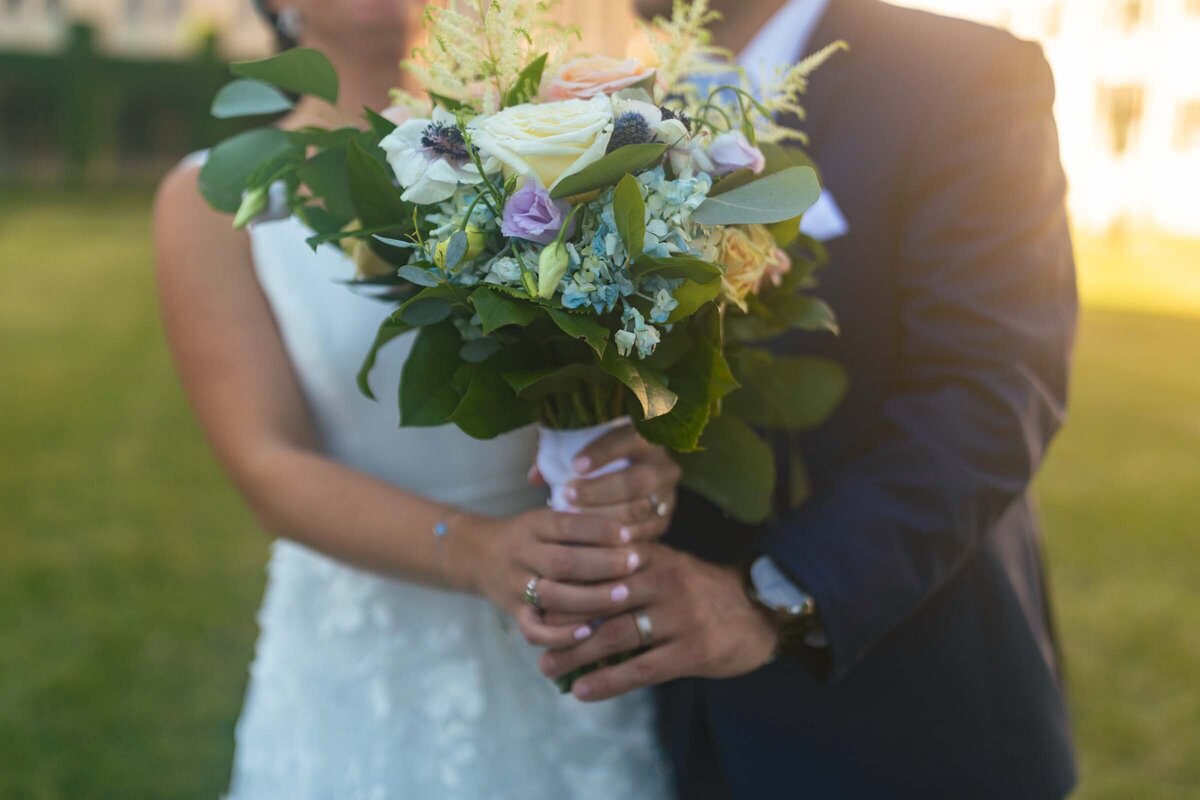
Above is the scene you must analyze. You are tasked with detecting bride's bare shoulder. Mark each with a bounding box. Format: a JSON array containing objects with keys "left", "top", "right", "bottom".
[{"left": 153, "top": 153, "right": 248, "bottom": 270}]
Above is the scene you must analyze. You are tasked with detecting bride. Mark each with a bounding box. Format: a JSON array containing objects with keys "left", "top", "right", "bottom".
[{"left": 153, "top": 1, "right": 678, "bottom": 796}]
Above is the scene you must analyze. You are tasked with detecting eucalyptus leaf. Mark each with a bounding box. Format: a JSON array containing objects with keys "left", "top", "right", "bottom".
[
  {"left": 397, "top": 265, "right": 440, "bottom": 287},
  {"left": 356, "top": 317, "right": 412, "bottom": 400},
  {"left": 550, "top": 143, "right": 667, "bottom": 200},
  {"left": 460, "top": 337, "right": 502, "bottom": 363},
  {"left": 546, "top": 309, "right": 609, "bottom": 356},
  {"left": 442, "top": 231, "right": 469, "bottom": 271},
  {"left": 504, "top": 53, "right": 548, "bottom": 108},
  {"left": 396, "top": 285, "right": 461, "bottom": 325},
  {"left": 231, "top": 48, "right": 339, "bottom": 103},
  {"left": 677, "top": 415, "right": 776, "bottom": 524},
  {"left": 613, "top": 174, "right": 646, "bottom": 258},
  {"left": 692, "top": 166, "right": 821, "bottom": 225},
  {"left": 472, "top": 286, "right": 539, "bottom": 335},
  {"left": 199, "top": 127, "right": 295, "bottom": 213},
  {"left": 399, "top": 321, "right": 464, "bottom": 426},
  {"left": 211, "top": 79, "right": 294, "bottom": 119}
]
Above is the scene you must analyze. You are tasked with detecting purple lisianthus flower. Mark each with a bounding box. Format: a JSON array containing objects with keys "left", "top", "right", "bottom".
[
  {"left": 706, "top": 132, "right": 766, "bottom": 176},
  {"left": 501, "top": 181, "right": 574, "bottom": 245}
]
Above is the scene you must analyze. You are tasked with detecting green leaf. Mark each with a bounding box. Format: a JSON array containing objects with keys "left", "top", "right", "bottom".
[
  {"left": 450, "top": 355, "right": 539, "bottom": 438},
  {"left": 600, "top": 350, "right": 677, "bottom": 420},
  {"left": 399, "top": 321, "right": 464, "bottom": 426},
  {"left": 631, "top": 254, "right": 723, "bottom": 283},
  {"left": 199, "top": 127, "right": 296, "bottom": 213},
  {"left": 364, "top": 107, "right": 397, "bottom": 140},
  {"left": 637, "top": 335, "right": 737, "bottom": 451},
  {"left": 286, "top": 126, "right": 361, "bottom": 150},
  {"left": 502, "top": 364, "right": 604, "bottom": 400},
  {"left": 397, "top": 265, "right": 440, "bottom": 287},
  {"left": 430, "top": 92, "right": 471, "bottom": 113},
  {"left": 692, "top": 166, "right": 822, "bottom": 225},
  {"left": 346, "top": 139, "right": 409, "bottom": 229},
  {"left": 613, "top": 173, "right": 645, "bottom": 258},
  {"left": 211, "top": 79, "right": 294, "bottom": 119},
  {"left": 472, "top": 286, "right": 539, "bottom": 335},
  {"left": 293, "top": 147, "right": 354, "bottom": 224},
  {"left": 676, "top": 415, "right": 776, "bottom": 524},
  {"left": 231, "top": 48, "right": 339, "bottom": 103},
  {"left": 356, "top": 316, "right": 412, "bottom": 400},
  {"left": 725, "top": 352, "right": 847, "bottom": 431},
  {"left": 550, "top": 143, "right": 667, "bottom": 199},
  {"left": 504, "top": 53, "right": 548, "bottom": 108},
  {"left": 546, "top": 309, "right": 609, "bottom": 356},
  {"left": 667, "top": 278, "right": 722, "bottom": 323}
]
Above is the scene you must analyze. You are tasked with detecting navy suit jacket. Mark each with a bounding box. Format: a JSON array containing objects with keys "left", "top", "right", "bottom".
[{"left": 659, "top": 1, "right": 1078, "bottom": 797}]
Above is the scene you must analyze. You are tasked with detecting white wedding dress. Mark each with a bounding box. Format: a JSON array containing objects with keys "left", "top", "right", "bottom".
[{"left": 208, "top": 169, "right": 673, "bottom": 799}]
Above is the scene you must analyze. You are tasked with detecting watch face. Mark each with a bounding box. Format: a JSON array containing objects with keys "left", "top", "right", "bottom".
[{"left": 750, "top": 556, "right": 813, "bottom": 616}]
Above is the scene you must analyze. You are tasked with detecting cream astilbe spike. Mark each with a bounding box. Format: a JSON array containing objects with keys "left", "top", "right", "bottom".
[
  {"left": 403, "top": 0, "right": 579, "bottom": 114},
  {"left": 754, "top": 40, "right": 849, "bottom": 144},
  {"left": 642, "top": 0, "right": 730, "bottom": 93}
]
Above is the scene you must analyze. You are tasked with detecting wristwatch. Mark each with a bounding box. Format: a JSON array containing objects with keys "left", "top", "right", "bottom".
[{"left": 742, "top": 556, "right": 827, "bottom": 659}]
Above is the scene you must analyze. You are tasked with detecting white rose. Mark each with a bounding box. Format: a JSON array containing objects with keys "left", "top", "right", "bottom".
[{"left": 469, "top": 95, "right": 614, "bottom": 192}]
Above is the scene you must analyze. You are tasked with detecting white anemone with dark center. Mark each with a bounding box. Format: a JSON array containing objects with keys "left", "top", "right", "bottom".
[{"left": 380, "top": 106, "right": 499, "bottom": 205}]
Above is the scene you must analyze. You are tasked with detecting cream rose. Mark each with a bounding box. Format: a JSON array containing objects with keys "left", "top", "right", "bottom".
[
  {"left": 711, "top": 225, "right": 792, "bottom": 310},
  {"left": 469, "top": 95, "right": 614, "bottom": 192},
  {"left": 543, "top": 56, "right": 655, "bottom": 101}
]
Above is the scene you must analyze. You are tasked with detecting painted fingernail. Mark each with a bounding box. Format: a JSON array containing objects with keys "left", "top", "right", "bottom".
[
  {"left": 574, "top": 680, "right": 591, "bottom": 698},
  {"left": 611, "top": 584, "right": 630, "bottom": 603},
  {"left": 563, "top": 486, "right": 578, "bottom": 503},
  {"left": 574, "top": 626, "right": 592, "bottom": 641},
  {"left": 619, "top": 526, "right": 633, "bottom": 544},
  {"left": 627, "top": 552, "right": 640, "bottom": 572},
  {"left": 573, "top": 456, "right": 591, "bottom": 473}
]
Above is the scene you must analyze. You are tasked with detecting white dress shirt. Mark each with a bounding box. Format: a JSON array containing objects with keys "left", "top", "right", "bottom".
[
  {"left": 737, "top": 0, "right": 833, "bottom": 95},
  {"left": 738, "top": 0, "right": 851, "bottom": 244}
]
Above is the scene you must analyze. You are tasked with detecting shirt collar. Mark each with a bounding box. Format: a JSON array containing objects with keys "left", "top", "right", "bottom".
[{"left": 737, "top": 0, "right": 833, "bottom": 95}]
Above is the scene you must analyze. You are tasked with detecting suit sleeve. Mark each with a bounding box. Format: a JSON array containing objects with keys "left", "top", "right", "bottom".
[{"left": 762, "top": 42, "right": 1078, "bottom": 680}]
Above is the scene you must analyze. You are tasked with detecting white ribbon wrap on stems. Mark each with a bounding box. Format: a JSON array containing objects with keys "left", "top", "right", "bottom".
[{"left": 537, "top": 417, "right": 632, "bottom": 512}]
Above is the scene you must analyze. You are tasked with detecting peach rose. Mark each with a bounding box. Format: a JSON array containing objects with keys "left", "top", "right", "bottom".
[
  {"left": 712, "top": 225, "right": 793, "bottom": 310},
  {"left": 543, "top": 56, "right": 655, "bottom": 101}
]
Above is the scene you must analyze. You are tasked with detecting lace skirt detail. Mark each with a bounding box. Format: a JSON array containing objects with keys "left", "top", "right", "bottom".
[{"left": 224, "top": 541, "right": 674, "bottom": 800}]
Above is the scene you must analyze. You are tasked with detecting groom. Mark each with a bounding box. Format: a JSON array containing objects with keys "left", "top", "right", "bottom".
[{"left": 539, "top": 0, "right": 1079, "bottom": 797}]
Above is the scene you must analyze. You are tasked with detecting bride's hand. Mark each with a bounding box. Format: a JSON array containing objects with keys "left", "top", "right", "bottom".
[
  {"left": 531, "top": 426, "right": 682, "bottom": 543},
  {"left": 446, "top": 509, "right": 647, "bottom": 648}
]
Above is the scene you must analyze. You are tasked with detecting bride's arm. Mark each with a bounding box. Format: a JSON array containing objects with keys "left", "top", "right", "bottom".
[{"left": 153, "top": 164, "right": 657, "bottom": 641}]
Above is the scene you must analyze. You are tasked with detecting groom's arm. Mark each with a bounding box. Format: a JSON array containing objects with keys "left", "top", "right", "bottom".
[{"left": 763, "top": 40, "right": 1077, "bottom": 681}]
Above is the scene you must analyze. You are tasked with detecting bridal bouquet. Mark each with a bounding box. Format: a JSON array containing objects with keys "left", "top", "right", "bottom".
[{"left": 199, "top": 0, "right": 847, "bottom": 524}]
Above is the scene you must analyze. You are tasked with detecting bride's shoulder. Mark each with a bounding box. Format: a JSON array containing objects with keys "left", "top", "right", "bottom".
[{"left": 154, "top": 150, "right": 248, "bottom": 271}]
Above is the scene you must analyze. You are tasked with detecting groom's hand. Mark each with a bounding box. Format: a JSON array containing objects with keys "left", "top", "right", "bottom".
[{"left": 536, "top": 545, "right": 779, "bottom": 702}]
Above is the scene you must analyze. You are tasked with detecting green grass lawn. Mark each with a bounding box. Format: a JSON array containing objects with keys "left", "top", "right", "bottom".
[{"left": 1, "top": 190, "right": 1197, "bottom": 798}]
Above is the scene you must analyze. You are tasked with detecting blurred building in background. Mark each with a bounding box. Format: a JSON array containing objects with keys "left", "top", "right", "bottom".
[
  {"left": 0, "top": 0, "right": 272, "bottom": 183},
  {"left": 2, "top": 0, "right": 1198, "bottom": 236},
  {"left": 896, "top": 0, "right": 1200, "bottom": 234}
]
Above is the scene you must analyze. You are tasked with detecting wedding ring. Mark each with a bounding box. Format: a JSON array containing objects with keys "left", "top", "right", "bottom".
[
  {"left": 634, "top": 610, "right": 654, "bottom": 646},
  {"left": 649, "top": 493, "right": 670, "bottom": 518},
  {"left": 523, "top": 576, "right": 542, "bottom": 610}
]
